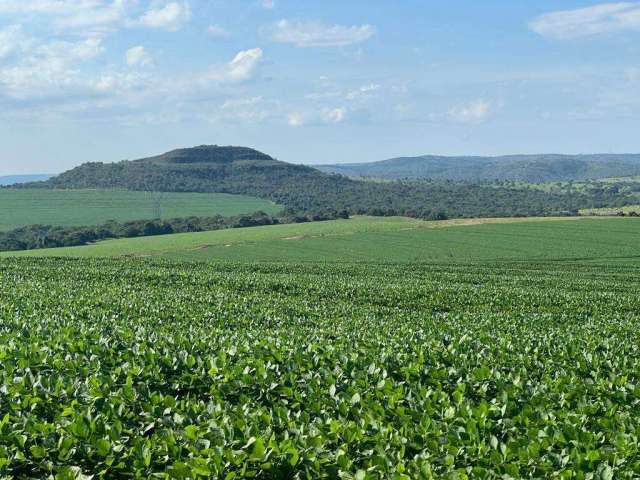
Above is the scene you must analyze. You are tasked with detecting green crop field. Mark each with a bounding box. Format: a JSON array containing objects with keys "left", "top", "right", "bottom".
[
  {"left": 1, "top": 257, "right": 640, "bottom": 478},
  {"left": 4, "top": 215, "right": 638, "bottom": 265},
  {"left": 2, "top": 216, "right": 640, "bottom": 478},
  {"left": 0, "top": 189, "right": 281, "bottom": 231}
]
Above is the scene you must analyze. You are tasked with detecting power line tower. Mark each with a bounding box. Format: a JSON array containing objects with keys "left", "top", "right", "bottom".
[
  {"left": 143, "top": 159, "right": 164, "bottom": 220},
  {"left": 152, "top": 192, "right": 164, "bottom": 220}
]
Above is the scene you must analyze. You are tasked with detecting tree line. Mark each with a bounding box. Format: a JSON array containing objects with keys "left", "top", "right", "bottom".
[{"left": 0, "top": 209, "right": 349, "bottom": 252}]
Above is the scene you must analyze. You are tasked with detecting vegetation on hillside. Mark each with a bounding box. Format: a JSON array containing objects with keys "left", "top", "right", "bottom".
[
  {"left": 317, "top": 153, "right": 640, "bottom": 182},
  {"left": 1, "top": 258, "right": 639, "bottom": 478},
  {"left": 16, "top": 146, "right": 639, "bottom": 219}
]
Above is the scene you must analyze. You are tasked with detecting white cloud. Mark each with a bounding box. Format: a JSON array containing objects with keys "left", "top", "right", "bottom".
[
  {"left": 212, "top": 48, "right": 263, "bottom": 83},
  {"left": 94, "top": 71, "right": 150, "bottom": 93},
  {"left": 139, "top": 1, "right": 191, "bottom": 31},
  {"left": 321, "top": 106, "right": 346, "bottom": 123},
  {"left": 207, "top": 24, "right": 231, "bottom": 38},
  {"left": 0, "top": 0, "right": 105, "bottom": 14},
  {"left": 346, "top": 83, "right": 380, "bottom": 100},
  {"left": 125, "top": 45, "right": 152, "bottom": 66},
  {"left": 287, "top": 112, "right": 305, "bottom": 126},
  {"left": 219, "top": 96, "right": 269, "bottom": 122},
  {"left": 55, "top": 0, "right": 130, "bottom": 32},
  {"left": 0, "top": 0, "right": 133, "bottom": 35},
  {"left": 0, "top": 25, "right": 31, "bottom": 58},
  {"left": 530, "top": 2, "right": 640, "bottom": 39},
  {"left": 448, "top": 99, "right": 492, "bottom": 124},
  {"left": 0, "top": 36, "right": 106, "bottom": 99},
  {"left": 26, "top": 37, "right": 105, "bottom": 68},
  {"left": 287, "top": 106, "right": 347, "bottom": 127},
  {"left": 265, "top": 19, "right": 376, "bottom": 47}
]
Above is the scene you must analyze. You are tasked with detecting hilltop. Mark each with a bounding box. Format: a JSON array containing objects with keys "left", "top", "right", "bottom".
[
  {"left": 37, "top": 145, "right": 331, "bottom": 195},
  {"left": 317, "top": 154, "right": 640, "bottom": 182}
]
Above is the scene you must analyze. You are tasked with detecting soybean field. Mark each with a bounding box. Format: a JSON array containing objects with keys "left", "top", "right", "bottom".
[
  {"left": 5, "top": 216, "right": 639, "bottom": 265},
  {"left": 1, "top": 258, "right": 639, "bottom": 478}
]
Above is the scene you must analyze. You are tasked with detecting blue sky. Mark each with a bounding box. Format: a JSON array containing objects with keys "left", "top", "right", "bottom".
[{"left": 1, "top": 0, "right": 640, "bottom": 173}]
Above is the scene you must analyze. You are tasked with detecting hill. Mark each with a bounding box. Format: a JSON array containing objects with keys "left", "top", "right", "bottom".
[
  {"left": 5, "top": 215, "right": 638, "bottom": 264},
  {"left": 0, "top": 174, "right": 53, "bottom": 185},
  {"left": 317, "top": 154, "right": 640, "bottom": 182},
  {"left": 18, "top": 145, "right": 634, "bottom": 219},
  {"left": 29, "top": 145, "right": 340, "bottom": 205},
  {"left": 0, "top": 189, "right": 280, "bottom": 232}
]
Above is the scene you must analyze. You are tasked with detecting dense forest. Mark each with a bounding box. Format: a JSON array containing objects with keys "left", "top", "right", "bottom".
[
  {"left": 317, "top": 154, "right": 640, "bottom": 182},
  {"left": 16, "top": 145, "right": 638, "bottom": 219}
]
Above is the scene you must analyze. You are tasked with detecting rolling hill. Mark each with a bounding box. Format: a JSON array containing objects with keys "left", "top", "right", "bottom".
[{"left": 317, "top": 154, "right": 640, "bottom": 182}]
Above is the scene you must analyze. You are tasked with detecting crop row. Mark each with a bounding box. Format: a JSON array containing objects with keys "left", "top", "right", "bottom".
[{"left": 1, "top": 259, "right": 639, "bottom": 478}]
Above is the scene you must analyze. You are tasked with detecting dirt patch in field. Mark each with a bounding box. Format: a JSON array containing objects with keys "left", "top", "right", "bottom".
[
  {"left": 283, "top": 235, "right": 311, "bottom": 240},
  {"left": 394, "top": 216, "right": 594, "bottom": 233},
  {"left": 424, "top": 216, "right": 587, "bottom": 229},
  {"left": 192, "top": 244, "right": 213, "bottom": 251}
]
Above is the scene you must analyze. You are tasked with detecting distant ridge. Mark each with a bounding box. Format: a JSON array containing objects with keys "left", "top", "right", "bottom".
[
  {"left": 0, "top": 174, "right": 53, "bottom": 186},
  {"left": 316, "top": 154, "right": 640, "bottom": 182}
]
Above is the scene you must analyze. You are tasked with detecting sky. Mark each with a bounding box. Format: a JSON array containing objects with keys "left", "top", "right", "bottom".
[{"left": 0, "top": 0, "right": 640, "bottom": 174}]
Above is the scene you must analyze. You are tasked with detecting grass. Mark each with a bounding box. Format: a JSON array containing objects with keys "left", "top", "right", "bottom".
[
  {"left": 4, "top": 215, "right": 638, "bottom": 264},
  {"left": 0, "top": 189, "right": 281, "bottom": 231}
]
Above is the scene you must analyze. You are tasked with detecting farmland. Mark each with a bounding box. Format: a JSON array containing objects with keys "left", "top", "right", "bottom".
[
  {"left": 1, "top": 257, "right": 640, "bottom": 478},
  {"left": 0, "top": 189, "right": 281, "bottom": 231},
  {"left": 2, "top": 215, "right": 640, "bottom": 479},
  {"left": 4, "top": 216, "right": 639, "bottom": 264}
]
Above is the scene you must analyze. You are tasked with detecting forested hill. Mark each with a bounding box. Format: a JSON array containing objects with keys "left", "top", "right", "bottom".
[
  {"left": 18, "top": 145, "right": 635, "bottom": 218},
  {"left": 317, "top": 154, "right": 640, "bottom": 182},
  {"left": 24, "top": 145, "right": 358, "bottom": 212}
]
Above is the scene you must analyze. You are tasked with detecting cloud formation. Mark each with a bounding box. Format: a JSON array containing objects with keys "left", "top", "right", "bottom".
[
  {"left": 125, "top": 45, "right": 152, "bottom": 66},
  {"left": 0, "top": 35, "right": 105, "bottom": 100},
  {"left": 321, "top": 107, "right": 346, "bottom": 123},
  {"left": 139, "top": 1, "right": 192, "bottom": 31},
  {"left": 0, "top": 0, "right": 133, "bottom": 35},
  {"left": 207, "top": 24, "right": 231, "bottom": 38},
  {"left": 265, "top": 19, "right": 375, "bottom": 47},
  {"left": 530, "top": 2, "right": 640, "bottom": 39},
  {"left": 0, "top": 25, "right": 31, "bottom": 58},
  {"left": 217, "top": 48, "right": 263, "bottom": 83},
  {"left": 448, "top": 99, "right": 492, "bottom": 124}
]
